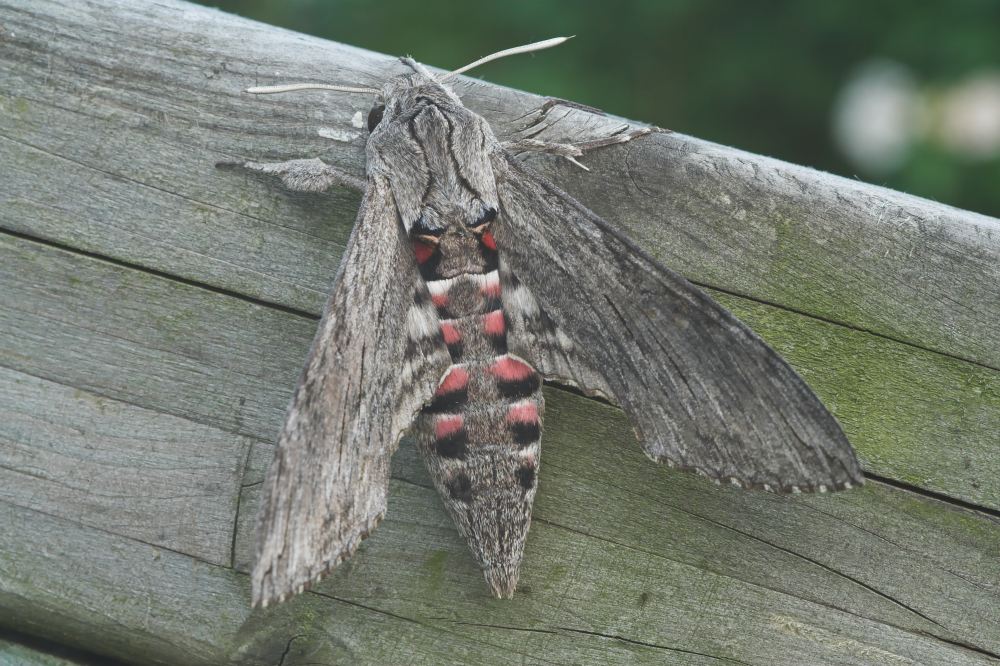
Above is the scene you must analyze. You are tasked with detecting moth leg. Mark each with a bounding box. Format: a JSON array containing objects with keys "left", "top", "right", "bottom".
[
  {"left": 509, "top": 97, "right": 606, "bottom": 129},
  {"left": 571, "top": 127, "right": 655, "bottom": 152},
  {"left": 503, "top": 129, "right": 653, "bottom": 171},
  {"left": 216, "top": 157, "right": 366, "bottom": 192}
]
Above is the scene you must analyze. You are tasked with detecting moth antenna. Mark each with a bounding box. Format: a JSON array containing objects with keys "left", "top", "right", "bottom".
[
  {"left": 401, "top": 56, "right": 436, "bottom": 80},
  {"left": 438, "top": 36, "right": 572, "bottom": 82},
  {"left": 245, "top": 83, "right": 380, "bottom": 95}
]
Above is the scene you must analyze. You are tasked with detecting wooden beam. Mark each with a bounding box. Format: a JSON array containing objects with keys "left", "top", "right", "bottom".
[{"left": 1, "top": 0, "right": 998, "bottom": 664}]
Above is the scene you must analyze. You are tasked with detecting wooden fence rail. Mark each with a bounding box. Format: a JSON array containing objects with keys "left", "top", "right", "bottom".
[{"left": 1, "top": 0, "right": 998, "bottom": 664}]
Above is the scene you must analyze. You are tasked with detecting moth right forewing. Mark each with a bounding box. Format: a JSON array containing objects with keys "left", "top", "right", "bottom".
[
  {"left": 491, "top": 151, "right": 863, "bottom": 493},
  {"left": 252, "top": 176, "right": 450, "bottom": 607}
]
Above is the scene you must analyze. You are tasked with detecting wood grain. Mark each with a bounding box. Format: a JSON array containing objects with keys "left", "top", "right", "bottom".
[
  {"left": 1, "top": 0, "right": 998, "bottom": 664},
  {"left": 4, "top": 459, "right": 999, "bottom": 665},
  {"left": 0, "top": 367, "right": 250, "bottom": 565}
]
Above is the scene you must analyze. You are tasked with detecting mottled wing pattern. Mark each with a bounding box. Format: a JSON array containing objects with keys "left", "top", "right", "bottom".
[
  {"left": 252, "top": 176, "right": 451, "bottom": 607},
  {"left": 491, "top": 151, "right": 864, "bottom": 492}
]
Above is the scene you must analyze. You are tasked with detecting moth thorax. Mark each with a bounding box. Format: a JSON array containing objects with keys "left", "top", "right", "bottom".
[{"left": 435, "top": 231, "right": 492, "bottom": 277}]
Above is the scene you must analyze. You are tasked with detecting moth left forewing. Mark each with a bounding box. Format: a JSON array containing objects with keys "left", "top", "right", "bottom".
[
  {"left": 252, "top": 176, "right": 451, "bottom": 608},
  {"left": 490, "top": 150, "right": 864, "bottom": 493}
]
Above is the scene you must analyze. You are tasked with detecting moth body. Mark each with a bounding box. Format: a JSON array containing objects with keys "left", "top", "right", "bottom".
[{"left": 380, "top": 80, "right": 544, "bottom": 597}]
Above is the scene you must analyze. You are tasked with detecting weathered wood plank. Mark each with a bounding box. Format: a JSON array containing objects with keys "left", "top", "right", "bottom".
[
  {"left": 4, "top": 469, "right": 998, "bottom": 665},
  {"left": 0, "top": 233, "right": 303, "bottom": 443},
  {"left": 2, "top": 501, "right": 497, "bottom": 666},
  {"left": 1, "top": 0, "right": 997, "bottom": 369},
  {"left": 0, "top": 366, "right": 250, "bottom": 566},
  {"left": 2, "top": 232, "right": 996, "bottom": 510}
]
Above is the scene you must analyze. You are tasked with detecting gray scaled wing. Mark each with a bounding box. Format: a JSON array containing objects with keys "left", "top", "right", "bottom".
[
  {"left": 252, "top": 175, "right": 451, "bottom": 607},
  {"left": 491, "top": 151, "right": 863, "bottom": 493}
]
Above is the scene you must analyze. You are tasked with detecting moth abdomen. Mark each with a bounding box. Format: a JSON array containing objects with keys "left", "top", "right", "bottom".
[
  {"left": 515, "top": 463, "right": 537, "bottom": 490},
  {"left": 425, "top": 365, "right": 469, "bottom": 413},
  {"left": 410, "top": 215, "right": 544, "bottom": 597},
  {"left": 433, "top": 414, "right": 469, "bottom": 459}
]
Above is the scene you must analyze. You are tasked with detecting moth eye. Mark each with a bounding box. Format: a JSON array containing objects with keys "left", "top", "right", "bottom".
[{"left": 367, "top": 104, "right": 385, "bottom": 132}]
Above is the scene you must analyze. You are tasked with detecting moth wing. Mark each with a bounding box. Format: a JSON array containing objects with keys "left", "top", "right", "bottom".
[
  {"left": 253, "top": 176, "right": 450, "bottom": 607},
  {"left": 492, "top": 151, "right": 863, "bottom": 492}
]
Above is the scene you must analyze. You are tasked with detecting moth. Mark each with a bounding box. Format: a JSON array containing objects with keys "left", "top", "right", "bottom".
[{"left": 223, "top": 38, "right": 863, "bottom": 607}]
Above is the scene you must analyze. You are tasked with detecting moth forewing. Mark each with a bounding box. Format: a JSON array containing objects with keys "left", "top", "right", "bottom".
[
  {"left": 250, "top": 177, "right": 450, "bottom": 607},
  {"left": 489, "top": 152, "right": 863, "bottom": 492}
]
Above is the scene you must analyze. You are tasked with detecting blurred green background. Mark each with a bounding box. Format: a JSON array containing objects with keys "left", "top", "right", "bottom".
[{"left": 203, "top": 0, "right": 1000, "bottom": 218}]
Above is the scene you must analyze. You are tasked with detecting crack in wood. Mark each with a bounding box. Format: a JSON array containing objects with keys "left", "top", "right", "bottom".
[
  {"left": 0, "top": 226, "right": 320, "bottom": 321},
  {"left": 555, "top": 626, "right": 752, "bottom": 664}
]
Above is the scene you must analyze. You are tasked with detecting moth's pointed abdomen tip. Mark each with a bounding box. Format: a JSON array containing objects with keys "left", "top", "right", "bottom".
[
  {"left": 488, "top": 583, "right": 516, "bottom": 600},
  {"left": 483, "top": 565, "right": 519, "bottom": 600}
]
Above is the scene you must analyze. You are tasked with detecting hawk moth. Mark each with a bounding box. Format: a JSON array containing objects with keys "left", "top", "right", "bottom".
[{"left": 223, "top": 39, "right": 864, "bottom": 607}]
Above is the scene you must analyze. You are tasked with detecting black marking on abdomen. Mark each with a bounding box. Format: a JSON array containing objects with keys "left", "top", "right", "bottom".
[
  {"left": 516, "top": 464, "right": 536, "bottom": 490},
  {"left": 480, "top": 244, "right": 499, "bottom": 272},
  {"left": 496, "top": 374, "right": 541, "bottom": 400},
  {"left": 447, "top": 473, "right": 474, "bottom": 502},
  {"left": 436, "top": 430, "right": 468, "bottom": 459},
  {"left": 447, "top": 340, "right": 464, "bottom": 361},
  {"left": 418, "top": 251, "right": 443, "bottom": 281},
  {"left": 482, "top": 293, "right": 502, "bottom": 313},
  {"left": 488, "top": 333, "right": 508, "bottom": 355},
  {"left": 484, "top": 310, "right": 509, "bottom": 355},
  {"left": 510, "top": 421, "right": 540, "bottom": 448},
  {"left": 426, "top": 387, "right": 468, "bottom": 414}
]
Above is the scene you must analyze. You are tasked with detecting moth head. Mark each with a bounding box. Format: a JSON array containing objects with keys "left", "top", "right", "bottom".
[
  {"left": 371, "top": 66, "right": 457, "bottom": 132},
  {"left": 243, "top": 37, "right": 571, "bottom": 134}
]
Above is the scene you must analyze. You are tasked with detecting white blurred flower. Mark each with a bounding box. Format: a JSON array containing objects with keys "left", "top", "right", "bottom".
[
  {"left": 938, "top": 72, "right": 1000, "bottom": 159},
  {"left": 833, "top": 60, "right": 920, "bottom": 175}
]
